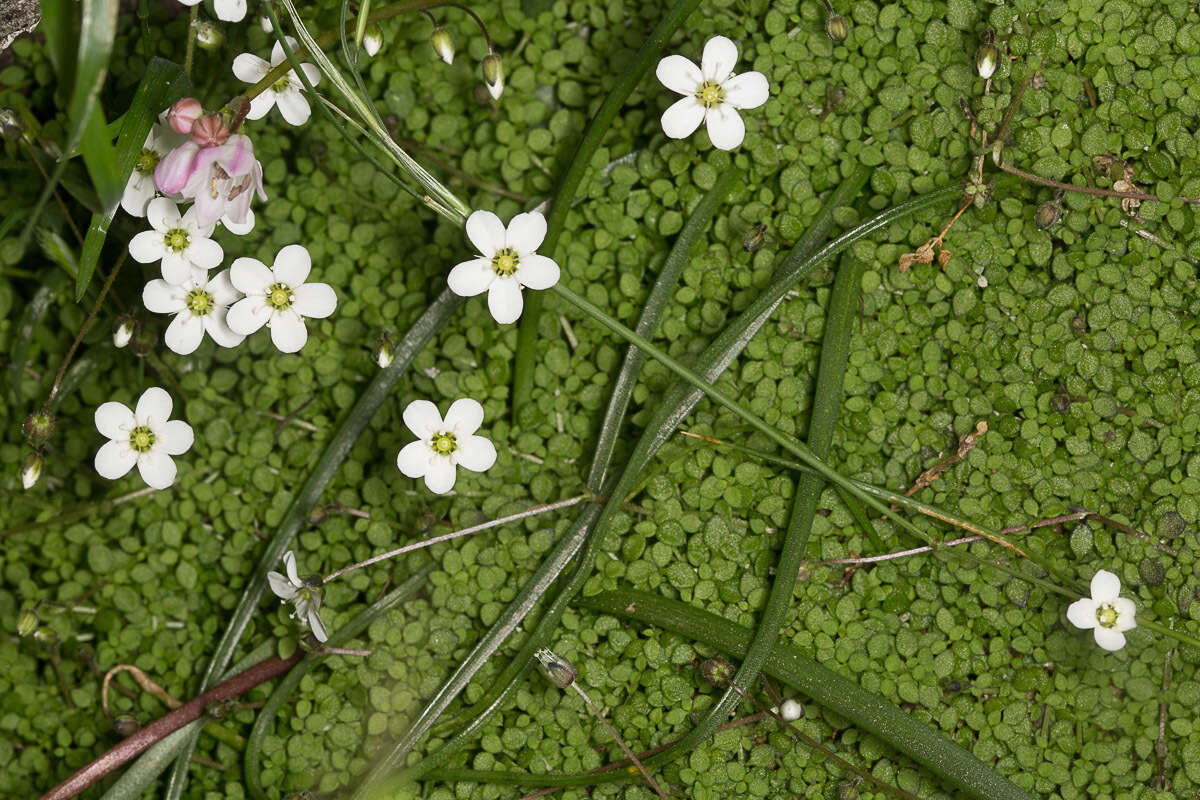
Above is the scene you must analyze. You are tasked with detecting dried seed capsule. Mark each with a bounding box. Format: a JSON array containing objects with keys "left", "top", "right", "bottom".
[
  {"left": 0, "top": 107, "right": 23, "bottom": 139},
  {"left": 825, "top": 14, "right": 848, "bottom": 43},
  {"left": 743, "top": 224, "right": 767, "bottom": 253},
  {"left": 700, "top": 658, "right": 734, "bottom": 686},
  {"left": 23, "top": 412, "right": 54, "bottom": 446},
  {"left": 113, "top": 714, "right": 140, "bottom": 737},
  {"left": 534, "top": 648, "right": 577, "bottom": 688},
  {"left": 1035, "top": 201, "right": 1061, "bottom": 230}
]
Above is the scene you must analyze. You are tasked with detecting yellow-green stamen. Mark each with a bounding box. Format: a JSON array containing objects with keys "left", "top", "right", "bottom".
[
  {"left": 265, "top": 282, "right": 294, "bottom": 310},
  {"left": 1096, "top": 604, "right": 1119, "bottom": 628},
  {"left": 430, "top": 431, "right": 457, "bottom": 456},
  {"left": 696, "top": 80, "right": 725, "bottom": 109},
  {"left": 164, "top": 228, "right": 190, "bottom": 252},
  {"left": 490, "top": 247, "right": 520, "bottom": 278},
  {"left": 129, "top": 425, "right": 156, "bottom": 453},
  {"left": 135, "top": 148, "right": 160, "bottom": 175},
  {"left": 185, "top": 288, "right": 214, "bottom": 316}
]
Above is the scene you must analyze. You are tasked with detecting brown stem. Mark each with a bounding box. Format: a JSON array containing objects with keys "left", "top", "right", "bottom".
[
  {"left": 39, "top": 653, "right": 302, "bottom": 800},
  {"left": 996, "top": 162, "right": 1162, "bottom": 201}
]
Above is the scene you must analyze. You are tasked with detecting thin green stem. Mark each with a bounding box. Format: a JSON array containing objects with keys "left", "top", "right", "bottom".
[
  {"left": 511, "top": 0, "right": 705, "bottom": 418},
  {"left": 183, "top": 6, "right": 198, "bottom": 79}
]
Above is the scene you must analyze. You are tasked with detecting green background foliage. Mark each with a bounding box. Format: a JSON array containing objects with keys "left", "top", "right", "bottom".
[{"left": 2, "top": 0, "right": 1200, "bottom": 797}]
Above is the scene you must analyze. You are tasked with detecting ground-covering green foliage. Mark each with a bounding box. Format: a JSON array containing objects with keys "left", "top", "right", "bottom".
[{"left": 4, "top": 0, "right": 1200, "bottom": 798}]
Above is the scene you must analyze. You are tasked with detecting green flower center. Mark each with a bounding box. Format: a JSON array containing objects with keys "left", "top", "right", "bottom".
[
  {"left": 128, "top": 425, "right": 156, "bottom": 453},
  {"left": 272, "top": 76, "right": 292, "bottom": 94},
  {"left": 164, "top": 228, "right": 190, "bottom": 252},
  {"left": 430, "top": 431, "right": 457, "bottom": 456},
  {"left": 135, "top": 147, "right": 160, "bottom": 175},
  {"left": 1096, "top": 604, "right": 1119, "bottom": 628},
  {"left": 265, "top": 282, "right": 294, "bottom": 310},
  {"left": 491, "top": 247, "right": 520, "bottom": 277},
  {"left": 185, "top": 288, "right": 214, "bottom": 316},
  {"left": 696, "top": 80, "right": 726, "bottom": 109}
]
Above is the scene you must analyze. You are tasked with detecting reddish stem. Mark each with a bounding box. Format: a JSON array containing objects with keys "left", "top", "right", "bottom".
[{"left": 40, "top": 653, "right": 303, "bottom": 800}]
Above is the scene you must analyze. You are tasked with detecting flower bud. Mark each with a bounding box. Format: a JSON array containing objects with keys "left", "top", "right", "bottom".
[
  {"left": 742, "top": 224, "right": 767, "bottom": 253},
  {"left": 113, "top": 714, "right": 140, "bottom": 737},
  {"left": 482, "top": 52, "right": 504, "bottom": 100},
  {"left": 192, "top": 20, "right": 224, "bottom": 50},
  {"left": 113, "top": 315, "right": 136, "bottom": 348},
  {"left": 168, "top": 98, "right": 203, "bottom": 135},
  {"left": 700, "top": 658, "right": 734, "bottom": 686},
  {"left": 17, "top": 609, "right": 38, "bottom": 637},
  {"left": 534, "top": 648, "right": 577, "bottom": 689},
  {"left": 1035, "top": 201, "right": 1061, "bottom": 230},
  {"left": 307, "top": 505, "right": 329, "bottom": 526},
  {"left": 259, "top": 16, "right": 274, "bottom": 33},
  {"left": 373, "top": 332, "right": 395, "bottom": 368},
  {"left": 128, "top": 322, "right": 156, "bottom": 356},
  {"left": 21, "top": 451, "right": 43, "bottom": 489},
  {"left": 23, "top": 412, "right": 55, "bottom": 446},
  {"left": 430, "top": 26, "right": 454, "bottom": 64},
  {"left": 0, "top": 107, "right": 24, "bottom": 140},
  {"left": 190, "top": 113, "right": 229, "bottom": 147},
  {"left": 779, "top": 699, "right": 804, "bottom": 721},
  {"left": 976, "top": 43, "right": 999, "bottom": 79},
  {"left": 362, "top": 23, "right": 384, "bottom": 57},
  {"left": 824, "top": 14, "right": 848, "bottom": 43}
]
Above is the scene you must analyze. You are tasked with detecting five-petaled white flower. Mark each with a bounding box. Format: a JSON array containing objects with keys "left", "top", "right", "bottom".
[
  {"left": 121, "top": 123, "right": 186, "bottom": 217},
  {"left": 94, "top": 387, "right": 194, "bottom": 490},
  {"left": 226, "top": 244, "right": 337, "bottom": 353},
  {"left": 1066, "top": 569, "right": 1137, "bottom": 652},
  {"left": 447, "top": 210, "right": 560, "bottom": 324},
  {"left": 267, "top": 550, "right": 328, "bottom": 642},
  {"left": 128, "top": 197, "right": 224, "bottom": 284},
  {"left": 232, "top": 37, "right": 322, "bottom": 126},
  {"left": 177, "top": 0, "right": 245, "bottom": 23},
  {"left": 143, "top": 268, "right": 245, "bottom": 355},
  {"left": 655, "top": 35, "right": 769, "bottom": 150},
  {"left": 397, "top": 398, "right": 497, "bottom": 494}
]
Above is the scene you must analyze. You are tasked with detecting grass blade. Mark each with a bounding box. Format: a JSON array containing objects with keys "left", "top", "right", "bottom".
[
  {"left": 511, "top": 0, "right": 705, "bottom": 416},
  {"left": 64, "top": 0, "right": 121, "bottom": 209},
  {"left": 9, "top": 271, "right": 68, "bottom": 403}
]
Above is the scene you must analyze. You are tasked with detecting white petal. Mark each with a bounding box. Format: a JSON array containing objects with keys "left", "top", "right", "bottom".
[
  {"left": 221, "top": 209, "right": 255, "bottom": 235},
  {"left": 95, "top": 401, "right": 135, "bottom": 439},
  {"left": 269, "top": 37, "right": 300, "bottom": 67},
  {"left": 455, "top": 435, "right": 497, "bottom": 473},
  {"left": 269, "top": 310, "right": 308, "bottom": 353},
  {"left": 397, "top": 440, "right": 433, "bottom": 478},
  {"left": 161, "top": 253, "right": 193, "bottom": 285},
  {"left": 136, "top": 386, "right": 173, "bottom": 425},
  {"left": 136, "top": 450, "right": 177, "bottom": 490},
  {"left": 213, "top": 0, "right": 246, "bottom": 22},
  {"left": 232, "top": 53, "right": 271, "bottom": 83},
  {"left": 655, "top": 54, "right": 703, "bottom": 95},
  {"left": 1066, "top": 598, "right": 1098, "bottom": 630},
  {"left": 1093, "top": 628, "right": 1126, "bottom": 652},
  {"left": 1112, "top": 598, "right": 1137, "bottom": 632},
  {"left": 128, "top": 230, "right": 166, "bottom": 264},
  {"left": 186, "top": 237, "right": 224, "bottom": 271},
  {"left": 447, "top": 258, "right": 495, "bottom": 297},
  {"left": 268, "top": 572, "right": 298, "bottom": 600},
  {"left": 516, "top": 254, "right": 560, "bottom": 290},
  {"left": 1090, "top": 570, "right": 1121, "bottom": 604},
  {"left": 705, "top": 105, "right": 747, "bottom": 150},
  {"left": 204, "top": 312, "right": 246, "bottom": 348},
  {"left": 272, "top": 244, "right": 311, "bottom": 286},
  {"left": 180, "top": 205, "right": 215, "bottom": 238},
  {"left": 292, "top": 283, "right": 336, "bottom": 319},
  {"left": 284, "top": 551, "right": 300, "bottom": 585},
  {"left": 245, "top": 92, "right": 276, "bottom": 121},
  {"left": 147, "top": 197, "right": 181, "bottom": 232},
  {"left": 661, "top": 96, "right": 705, "bottom": 139},
  {"left": 402, "top": 399, "right": 443, "bottom": 438},
  {"left": 299, "top": 63, "right": 321, "bottom": 87},
  {"left": 143, "top": 279, "right": 187, "bottom": 313},
  {"left": 701, "top": 35, "right": 739, "bottom": 83},
  {"left": 486, "top": 279, "right": 524, "bottom": 324},
  {"left": 207, "top": 269, "right": 241, "bottom": 306},
  {"left": 227, "top": 297, "right": 271, "bottom": 335},
  {"left": 465, "top": 210, "right": 506, "bottom": 257},
  {"left": 443, "top": 397, "right": 484, "bottom": 436},
  {"left": 307, "top": 607, "right": 328, "bottom": 642},
  {"left": 723, "top": 71, "right": 769, "bottom": 110},
  {"left": 423, "top": 459, "right": 457, "bottom": 494},
  {"left": 274, "top": 89, "right": 311, "bottom": 126},
  {"left": 230, "top": 257, "right": 274, "bottom": 295},
  {"left": 157, "top": 419, "right": 194, "bottom": 455},
  {"left": 121, "top": 175, "right": 156, "bottom": 217},
  {"left": 505, "top": 211, "right": 547, "bottom": 255},
  {"left": 164, "top": 313, "right": 205, "bottom": 355},
  {"left": 95, "top": 440, "right": 136, "bottom": 480}
]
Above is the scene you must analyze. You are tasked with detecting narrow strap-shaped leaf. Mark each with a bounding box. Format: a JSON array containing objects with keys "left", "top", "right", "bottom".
[
  {"left": 63, "top": 0, "right": 121, "bottom": 210},
  {"left": 9, "top": 271, "right": 68, "bottom": 403}
]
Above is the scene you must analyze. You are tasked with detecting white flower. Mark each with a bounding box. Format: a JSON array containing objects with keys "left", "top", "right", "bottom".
[
  {"left": 396, "top": 398, "right": 497, "bottom": 494},
  {"left": 226, "top": 244, "right": 337, "bottom": 353},
  {"left": 121, "top": 123, "right": 186, "bottom": 217},
  {"left": 446, "top": 210, "right": 560, "bottom": 324},
  {"left": 1066, "top": 569, "right": 1137, "bottom": 652},
  {"left": 232, "top": 37, "right": 321, "bottom": 126},
  {"left": 94, "top": 387, "right": 193, "bottom": 490},
  {"left": 267, "top": 551, "right": 328, "bottom": 642},
  {"left": 655, "top": 35, "right": 769, "bottom": 150},
  {"left": 177, "top": 0, "right": 244, "bottom": 23},
  {"left": 143, "top": 268, "right": 245, "bottom": 355},
  {"left": 128, "top": 197, "right": 224, "bottom": 284}
]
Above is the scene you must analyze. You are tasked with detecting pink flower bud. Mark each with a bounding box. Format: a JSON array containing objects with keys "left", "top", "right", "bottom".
[
  {"left": 191, "top": 113, "right": 230, "bottom": 147},
  {"left": 167, "top": 97, "right": 203, "bottom": 134}
]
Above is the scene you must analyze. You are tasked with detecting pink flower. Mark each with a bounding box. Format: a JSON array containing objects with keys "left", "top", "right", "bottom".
[{"left": 153, "top": 135, "right": 266, "bottom": 228}]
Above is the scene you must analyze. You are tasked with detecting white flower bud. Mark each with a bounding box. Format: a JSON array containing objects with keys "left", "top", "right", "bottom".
[
  {"left": 482, "top": 52, "right": 504, "bottom": 100},
  {"left": 193, "top": 19, "right": 224, "bottom": 50},
  {"left": 113, "top": 316, "right": 135, "bottom": 348},
  {"left": 779, "top": 699, "right": 804, "bottom": 721},
  {"left": 21, "top": 451, "right": 43, "bottom": 489},
  {"left": 431, "top": 26, "right": 454, "bottom": 64},
  {"left": 362, "top": 23, "right": 384, "bottom": 57},
  {"left": 976, "top": 43, "right": 999, "bottom": 79},
  {"left": 373, "top": 333, "right": 395, "bottom": 368}
]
